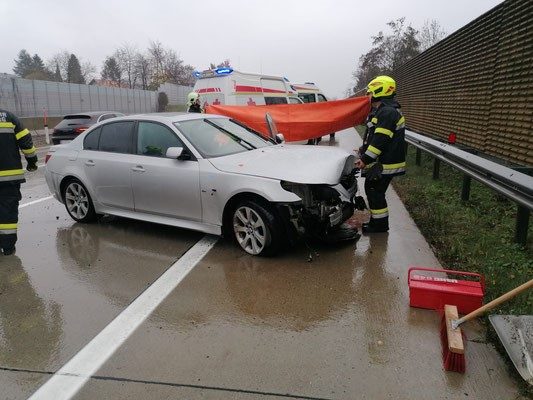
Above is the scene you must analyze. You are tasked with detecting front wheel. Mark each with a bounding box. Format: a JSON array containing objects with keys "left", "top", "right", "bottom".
[
  {"left": 232, "top": 200, "right": 283, "bottom": 256},
  {"left": 62, "top": 179, "right": 98, "bottom": 223}
]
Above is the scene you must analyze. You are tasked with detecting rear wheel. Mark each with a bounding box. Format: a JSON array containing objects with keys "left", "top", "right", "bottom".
[
  {"left": 62, "top": 179, "right": 97, "bottom": 223},
  {"left": 232, "top": 200, "right": 283, "bottom": 256}
]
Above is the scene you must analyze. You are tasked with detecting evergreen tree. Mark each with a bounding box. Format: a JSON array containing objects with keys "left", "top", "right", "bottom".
[
  {"left": 31, "top": 54, "right": 46, "bottom": 72},
  {"left": 53, "top": 64, "right": 63, "bottom": 82},
  {"left": 101, "top": 56, "right": 122, "bottom": 86},
  {"left": 13, "top": 49, "right": 34, "bottom": 77},
  {"left": 66, "top": 54, "right": 85, "bottom": 84}
]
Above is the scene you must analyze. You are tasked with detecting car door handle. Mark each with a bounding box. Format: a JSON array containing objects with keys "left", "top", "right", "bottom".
[
  {"left": 85, "top": 160, "right": 95, "bottom": 166},
  {"left": 131, "top": 166, "right": 146, "bottom": 172}
]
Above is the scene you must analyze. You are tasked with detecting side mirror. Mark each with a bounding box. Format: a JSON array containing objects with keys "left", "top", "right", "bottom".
[
  {"left": 166, "top": 147, "right": 184, "bottom": 159},
  {"left": 275, "top": 133, "right": 285, "bottom": 144}
]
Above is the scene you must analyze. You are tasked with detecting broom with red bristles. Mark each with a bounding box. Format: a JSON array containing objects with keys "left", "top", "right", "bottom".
[{"left": 441, "top": 278, "right": 533, "bottom": 373}]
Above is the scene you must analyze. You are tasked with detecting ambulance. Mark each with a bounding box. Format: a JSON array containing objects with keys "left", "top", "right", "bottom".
[
  {"left": 192, "top": 68, "right": 303, "bottom": 107},
  {"left": 293, "top": 82, "right": 329, "bottom": 103}
]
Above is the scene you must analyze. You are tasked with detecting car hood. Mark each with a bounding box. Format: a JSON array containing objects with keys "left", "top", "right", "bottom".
[{"left": 208, "top": 145, "right": 355, "bottom": 184}]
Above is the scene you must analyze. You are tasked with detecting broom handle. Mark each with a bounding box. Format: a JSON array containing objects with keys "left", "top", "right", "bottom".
[{"left": 456, "top": 279, "right": 533, "bottom": 327}]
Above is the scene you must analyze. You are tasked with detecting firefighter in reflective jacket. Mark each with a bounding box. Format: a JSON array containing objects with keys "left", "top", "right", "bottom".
[
  {"left": 187, "top": 92, "right": 202, "bottom": 113},
  {"left": 0, "top": 109, "right": 37, "bottom": 255},
  {"left": 356, "top": 76, "right": 406, "bottom": 233}
]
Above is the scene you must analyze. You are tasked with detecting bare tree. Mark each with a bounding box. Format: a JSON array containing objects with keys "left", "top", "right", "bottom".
[
  {"left": 81, "top": 60, "right": 97, "bottom": 83},
  {"left": 209, "top": 59, "right": 231, "bottom": 69},
  {"left": 147, "top": 41, "right": 196, "bottom": 89},
  {"left": 135, "top": 53, "right": 151, "bottom": 90},
  {"left": 46, "top": 50, "right": 71, "bottom": 81},
  {"left": 115, "top": 44, "right": 138, "bottom": 89},
  {"left": 148, "top": 40, "right": 167, "bottom": 86},
  {"left": 419, "top": 20, "right": 447, "bottom": 51},
  {"left": 165, "top": 49, "right": 196, "bottom": 86}
]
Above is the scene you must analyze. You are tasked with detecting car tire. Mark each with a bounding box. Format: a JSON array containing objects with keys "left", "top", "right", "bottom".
[
  {"left": 52, "top": 139, "right": 60, "bottom": 145},
  {"left": 62, "top": 179, "right": 98, "bottom": 223},
  {"left": 231, "top": 200, "right": 283, "bottom": 256}
]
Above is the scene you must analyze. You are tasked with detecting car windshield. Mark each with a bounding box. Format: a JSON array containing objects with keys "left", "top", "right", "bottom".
[{"left": 174, "top": 118, "right": 273, "bottom": 158}]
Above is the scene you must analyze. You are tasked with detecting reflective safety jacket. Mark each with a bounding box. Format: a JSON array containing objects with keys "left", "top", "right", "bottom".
[
  {"left": 0, "top": 109, "right": 37, "bottom": 184},
  {"left": 360, "top": 98, "right": 406, "bottom": 176}
]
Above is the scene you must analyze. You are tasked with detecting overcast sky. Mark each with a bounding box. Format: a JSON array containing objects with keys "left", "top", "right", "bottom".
[{"left": 4, "top": 0, "right": 502, "bottom": 98}]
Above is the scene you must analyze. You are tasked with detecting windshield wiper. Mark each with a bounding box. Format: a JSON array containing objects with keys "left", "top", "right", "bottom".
[{"left": 204, "top": 119, "right": 257, "bottom": 150}]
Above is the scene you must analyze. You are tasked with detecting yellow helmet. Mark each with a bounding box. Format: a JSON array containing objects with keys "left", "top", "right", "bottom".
[
  {"left": 187, "top": 91, "right": 199, "bottom": 105},
  {"left": 367, "top": 76, "right": 396, "bottom": 99}
]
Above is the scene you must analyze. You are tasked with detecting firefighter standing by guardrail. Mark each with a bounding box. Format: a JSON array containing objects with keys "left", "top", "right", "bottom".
[
  {"left": 0, "top": 109, "right": 37, "bottom": 255},
  {"left": 356, "top": 76, "right": 406, "bottom": 233}
]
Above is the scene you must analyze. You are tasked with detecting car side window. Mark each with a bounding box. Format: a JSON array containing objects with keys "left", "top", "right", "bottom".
[
  {"left": 137, "top": 122, "right": 183, "bottom": 157},
  {"left": 317, "top": 94, "right": 328, "bottom": 102},
  {"left": 288, "top": 97, "right": 302, "bottom": 104},
  {"left": 298, "top": 93, "right": 314, "bottom": 103},
  {"left": 265, "top": 97, "right": 288, "bottom": 105},
  {"left": 84, "top": 127, "right": 101, "bottom": 150},
  {"left": 99, "top": 121, "right": 135, "bottom": 154}
]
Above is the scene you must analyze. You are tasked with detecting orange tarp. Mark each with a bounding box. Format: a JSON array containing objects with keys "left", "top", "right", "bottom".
[{"left": 205, "top": 96, "right": 371, "bottom": 142}]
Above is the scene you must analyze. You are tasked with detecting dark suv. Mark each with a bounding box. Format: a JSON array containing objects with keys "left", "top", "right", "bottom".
[{"left": 51, "top": 111, "right": 124, "bottom": 145}]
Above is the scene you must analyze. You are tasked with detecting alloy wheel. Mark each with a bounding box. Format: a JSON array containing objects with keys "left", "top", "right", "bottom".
[
  {"left": 65, "top": 182, "right": 90, "bottom": 220},
  {"left": 233, "top": 206, "right": 268, "bottom": 255}
]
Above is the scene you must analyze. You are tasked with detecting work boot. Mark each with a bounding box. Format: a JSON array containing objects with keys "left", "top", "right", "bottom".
[
  {"left": 362, "top": 222, "right": 388, "bottom": 233},
  {"left": 2, "top": 247, "right": 16, "bottom": 256}
]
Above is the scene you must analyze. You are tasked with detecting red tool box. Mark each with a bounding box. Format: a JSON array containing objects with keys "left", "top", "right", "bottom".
[{"left": 408, "top": 267, "right": 485, "bottom": 314}]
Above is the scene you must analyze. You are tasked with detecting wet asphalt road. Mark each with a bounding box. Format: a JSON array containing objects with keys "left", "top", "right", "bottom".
[{"left": 0, "top": 129, "right": 523, "bottom": 399}]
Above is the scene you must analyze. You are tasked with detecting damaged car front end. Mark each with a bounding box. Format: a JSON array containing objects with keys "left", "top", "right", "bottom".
[{"left": 279, "top": 155, "right": 360, "bottom": 243}]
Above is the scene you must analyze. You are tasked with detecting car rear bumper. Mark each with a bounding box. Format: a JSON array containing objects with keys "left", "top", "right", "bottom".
[{"left": 44, "top": 169, "right": 63, "bottom": 203}]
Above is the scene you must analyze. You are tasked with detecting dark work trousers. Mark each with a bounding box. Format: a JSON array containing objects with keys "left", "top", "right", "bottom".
[
  {"left": 364, "top": 175, "right": 393, "bottom": 229},
  {"left": 0, "top": 183, "right": 22, "bottom": 251}
]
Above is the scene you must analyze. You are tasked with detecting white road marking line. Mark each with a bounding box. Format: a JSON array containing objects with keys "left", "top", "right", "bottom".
[
  {"left": 19, "top": 196, "right": 53, "bottom": 208},
  {"left": 28, "top": 235, "right": 218, "bottom": 400}
]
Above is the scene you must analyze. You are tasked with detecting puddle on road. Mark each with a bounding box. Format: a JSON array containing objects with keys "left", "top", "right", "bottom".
[{"left": 0, "top": 200, "right": 201, "bottom": 382}]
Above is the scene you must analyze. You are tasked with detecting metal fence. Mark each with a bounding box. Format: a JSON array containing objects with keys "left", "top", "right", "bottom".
[
  {"left": 405, "top": 129, "right": 533, "bottom": 246},
  {"left": 0, "top": 75, "right": 158, "bottom": 117},
  {"left": 157, "top": 82, "right": 192, "bottom": 105}
]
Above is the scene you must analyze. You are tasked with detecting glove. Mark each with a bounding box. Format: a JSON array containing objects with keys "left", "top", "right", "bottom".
[
  {"left": 365, "top": 162, "right": 383, "bottom": 181},
  {"left": 26, "top": 159, "right": 38, "bottom": 172}
]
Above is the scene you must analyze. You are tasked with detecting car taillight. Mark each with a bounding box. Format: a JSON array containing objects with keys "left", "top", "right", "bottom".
[
  {"left": 74, "top": 126, "right": 88, "bottom": 134},
  {"left": 45, "top": 154, "right": 52, "bottom": 164}
]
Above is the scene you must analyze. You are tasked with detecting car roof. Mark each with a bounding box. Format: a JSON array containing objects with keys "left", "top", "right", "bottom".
[
  {"left": 108, "top": 112, "right": 228, "bottom": 123},
  {"left": 63, "top": 111, "right": 123, "bottom": 117}
]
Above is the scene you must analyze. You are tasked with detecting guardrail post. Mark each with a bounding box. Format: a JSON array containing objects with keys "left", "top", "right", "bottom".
[
  {"left": 514, "top": 206, "right": 529, "bottom": 246},
  {"left": 415, "top": 148, "right": 421, "bottom": 166},
  {"left": 461, "top": 175, "right": 471, "bottom": 201},
  {"left": 433, "top": 158, "right": 440, "bottom": 180}
]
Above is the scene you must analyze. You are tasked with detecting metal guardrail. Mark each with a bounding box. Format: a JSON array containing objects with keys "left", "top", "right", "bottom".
[{"left": 405, "top": 130, "right": 533, "bottom": 246}]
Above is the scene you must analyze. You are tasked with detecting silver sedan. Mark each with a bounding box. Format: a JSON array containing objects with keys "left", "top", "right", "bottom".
[{"left": 45, "top": 113, "right": 359, "bottom": 256}]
